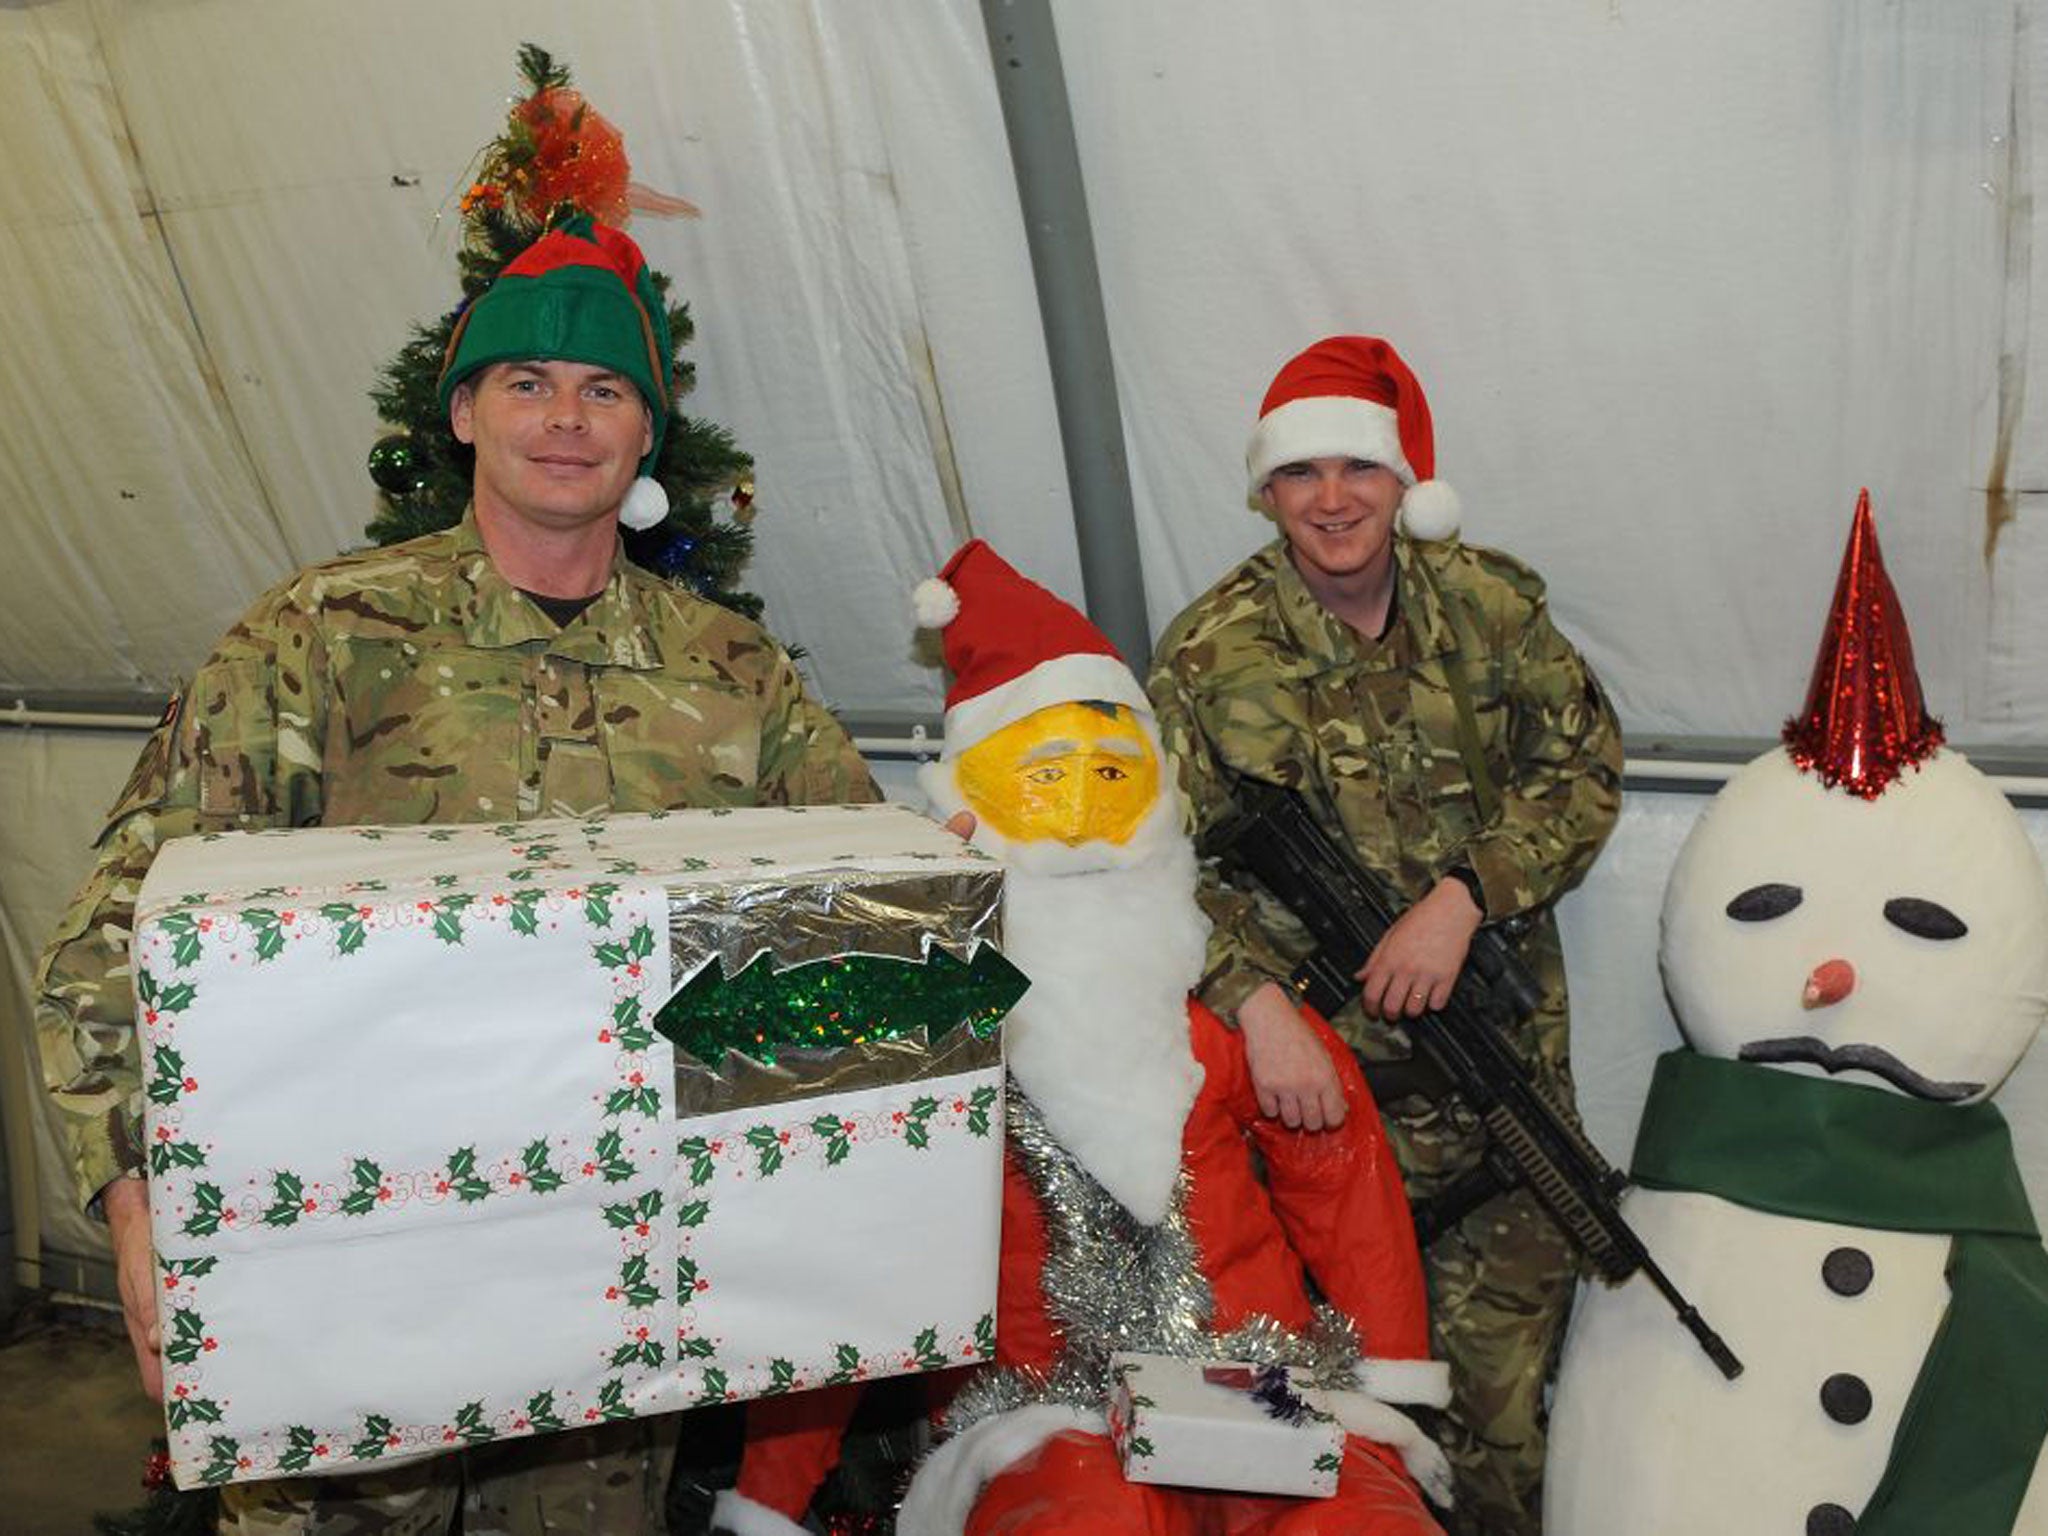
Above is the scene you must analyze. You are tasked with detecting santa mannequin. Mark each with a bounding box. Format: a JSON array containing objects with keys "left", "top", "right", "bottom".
[{"left": 888, "top": 540, "right": 1451, "bottom": 1536}]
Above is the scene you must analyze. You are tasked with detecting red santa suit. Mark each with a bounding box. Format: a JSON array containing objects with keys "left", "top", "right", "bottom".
[{"left": 894, "top": 985, "right": 1447, "bottom": 1536}]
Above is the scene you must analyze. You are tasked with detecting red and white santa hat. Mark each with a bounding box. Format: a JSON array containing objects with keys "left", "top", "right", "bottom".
[
  {"left": 913, "top": 539, "right": 1151, "bottom": 754},
  {"left": 1245, "top": 335, "right": 1461, "bottom": 540}
]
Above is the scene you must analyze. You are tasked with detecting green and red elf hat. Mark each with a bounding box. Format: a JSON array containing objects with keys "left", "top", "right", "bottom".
[{"left": 437, "top": 214, "right": 674, "bottom": 529}]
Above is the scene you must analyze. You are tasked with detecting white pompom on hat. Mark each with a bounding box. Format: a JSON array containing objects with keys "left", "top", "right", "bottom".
[
  {"left": 912, "top": 539, "right": 1150, "bottom": 755},
  {"left": 912, "top": 574, "right": 961, "bottom": 631},
  {"left": 1245, "top": 335, "right": 1461, "bottom": 540},
  {"left": 617, "top": 476, "right": 670, "bottom": 531}
]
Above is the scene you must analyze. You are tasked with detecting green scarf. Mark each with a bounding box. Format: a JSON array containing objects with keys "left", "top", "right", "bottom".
[{"left": 1631, "top": 1050, "right": 2048, "bottom": 1536}]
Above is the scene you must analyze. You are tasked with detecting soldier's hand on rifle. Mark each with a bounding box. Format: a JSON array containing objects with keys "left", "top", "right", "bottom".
[
  {"left": 1238, "top": 981, "right": 1348, "bottom": 1130},
  {"left": 1358, "top": 876, "right": 1484, "bottom": 1021}
]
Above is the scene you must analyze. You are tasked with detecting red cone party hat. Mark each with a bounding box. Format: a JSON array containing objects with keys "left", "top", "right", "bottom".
[
  {"left": 913, "top": 539, "right": 1150, "bottom": 753},
  {"left": 1781, "top": 489, "right": 1944, "bottom": 798}
]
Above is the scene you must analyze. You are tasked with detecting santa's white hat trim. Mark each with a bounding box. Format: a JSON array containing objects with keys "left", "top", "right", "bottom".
[
  {"left": 1247, "top": 395, "right": 1414, "bottom": 494},
  {"left": 942, "top": 652, "right": 1152, "bottom": 759},
  {"left": 895, "top": 1405, "right": 1105, "bottom": 1536},
  {"left": 708, "top": 1488, "right": 808, "bottom": 1536}
]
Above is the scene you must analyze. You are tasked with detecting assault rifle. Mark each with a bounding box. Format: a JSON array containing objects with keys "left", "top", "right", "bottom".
[{"left": 1204, "top": 779, "right": 1743, "bottom": 1380}]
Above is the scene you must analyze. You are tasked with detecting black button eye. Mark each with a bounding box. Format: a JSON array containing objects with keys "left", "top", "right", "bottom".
[
  {"left": 1726, "top": 883, "right": 1803, "bottom": 921},
  {"left": 1883, "top": 897, "right": 1967, "bottom": 940}
]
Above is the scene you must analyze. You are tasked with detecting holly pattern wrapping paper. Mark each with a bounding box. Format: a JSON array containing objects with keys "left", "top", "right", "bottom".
[
  {"left": 670, "top": 1069, "right": 1003, "bottom": 1407},
  {"left": 134, "top": 805, "right": 1011, "bottom": 1488}
]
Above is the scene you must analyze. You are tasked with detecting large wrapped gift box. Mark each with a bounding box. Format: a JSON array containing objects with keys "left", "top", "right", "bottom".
[
  {"left": 1108, "top": 1354, "right": 1345, "bottom": 1499},
  {"left": 133, "top": 804, "right": 1020, "bottom": 1489}
]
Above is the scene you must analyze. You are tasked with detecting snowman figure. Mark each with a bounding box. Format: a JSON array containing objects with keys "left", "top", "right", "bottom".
[{"left": 1547, "top": 493, "right": 2048, "bottom": 1536}]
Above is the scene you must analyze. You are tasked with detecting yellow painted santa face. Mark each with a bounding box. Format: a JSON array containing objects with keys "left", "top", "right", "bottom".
[{"left": 954, "top": 700, "right": 1162, "bottom": 846}]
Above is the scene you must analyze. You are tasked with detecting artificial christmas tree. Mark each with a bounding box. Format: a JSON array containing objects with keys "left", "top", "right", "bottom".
[{"left": 364, "top": 44, "right": 762, "bottom": 615}]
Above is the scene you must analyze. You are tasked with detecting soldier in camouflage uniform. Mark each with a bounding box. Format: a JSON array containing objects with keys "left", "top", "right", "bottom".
[
  {"left": 36, "top": 217, "right": 877, "bottom": 1535},
  {"left": 1146, "top": 337, "right": 1621, "bottom": 1536}
]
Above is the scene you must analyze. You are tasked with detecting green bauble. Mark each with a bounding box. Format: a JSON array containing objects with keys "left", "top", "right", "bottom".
[{"left": 367, "top": 435, "right": 427, "bottom": 495}]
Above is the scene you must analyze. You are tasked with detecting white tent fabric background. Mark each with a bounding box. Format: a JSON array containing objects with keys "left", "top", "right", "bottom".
[
  {"left": 1064, "top": 1, "right": 2037, "bottom": 733},
  {"left": 5, "top": 1, "right": 2048, "bottom": 1297},
  {"left": 5, "top": 1, "right": 2042, "bottom": 725}
]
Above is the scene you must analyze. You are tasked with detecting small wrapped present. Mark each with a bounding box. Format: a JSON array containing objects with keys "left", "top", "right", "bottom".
[
  {"left": 133, "top": 803, "right": 1019, "bottom": 1488},
  {"left": 1108, "top": 1354, "right": 1345, "bottom": 1499}
]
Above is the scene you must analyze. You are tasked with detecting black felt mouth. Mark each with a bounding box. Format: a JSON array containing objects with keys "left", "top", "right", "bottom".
[{"left": 1738, "top": 1036, "right": 1982, "bottom": 1103}]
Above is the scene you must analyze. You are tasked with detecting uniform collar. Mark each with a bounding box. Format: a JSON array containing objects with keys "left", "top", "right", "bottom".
[
  {"left": 449, "top": 508, "right": 664, "bottom": 670},
  {"left": 1263, "top": 535, "right": 1460, "bottom": 674}
]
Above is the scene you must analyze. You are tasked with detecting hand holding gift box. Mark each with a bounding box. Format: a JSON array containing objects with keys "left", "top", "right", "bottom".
[{"left": 133, "top": 802, "right": 1019, "bottom": 1488}]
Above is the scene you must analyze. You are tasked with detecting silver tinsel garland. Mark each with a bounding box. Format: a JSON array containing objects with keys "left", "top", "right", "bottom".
[{"left": 940, "top": 1082, "right": 1367, "bottom": 1439}]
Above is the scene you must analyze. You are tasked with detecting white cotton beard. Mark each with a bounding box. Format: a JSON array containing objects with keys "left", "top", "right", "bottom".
[
  {"left": 916, "top": 752, "right": 1211, "bottom": 1223},
  {"left": 996, "top": 820, "right": 1210, "bottom": 1227}
]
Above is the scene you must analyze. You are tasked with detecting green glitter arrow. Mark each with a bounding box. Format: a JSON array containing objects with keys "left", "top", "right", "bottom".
[{"left": 653, "top": 945, "right": 1026, "bottom": 1065}]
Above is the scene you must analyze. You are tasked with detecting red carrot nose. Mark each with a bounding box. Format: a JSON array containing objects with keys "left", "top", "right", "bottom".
[{"left": 1803, "top": 958, "right": 1856, "bottom": 1009}]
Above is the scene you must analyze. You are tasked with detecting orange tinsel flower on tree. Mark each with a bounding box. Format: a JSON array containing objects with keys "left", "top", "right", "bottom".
[
  {"left": 511, "top": 87, "right": 633, "bottom": 228},
  {"left": 458, "top": 181, "right": 506, "bottom": 217},
  {"left": 463, "top": 49, "right": 701, "bottom": 240}
]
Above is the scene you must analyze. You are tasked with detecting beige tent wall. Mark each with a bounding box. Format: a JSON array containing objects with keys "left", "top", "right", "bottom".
[{"left": 1, "top": 732, "right": 146, "bottom": 1292}]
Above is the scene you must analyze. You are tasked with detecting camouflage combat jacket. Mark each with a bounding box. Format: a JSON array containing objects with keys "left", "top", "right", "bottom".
[
  {"left": 37, "top": 512, "right": 880, "bottom": 1207},
  {"left": 1146, "top": 535, "right": 1622, "bottom": 1088}
]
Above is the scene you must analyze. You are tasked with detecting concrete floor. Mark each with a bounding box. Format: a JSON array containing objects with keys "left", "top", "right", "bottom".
[{"left": 0, "top": 1301, "right": 171, "bottom": 1534}]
